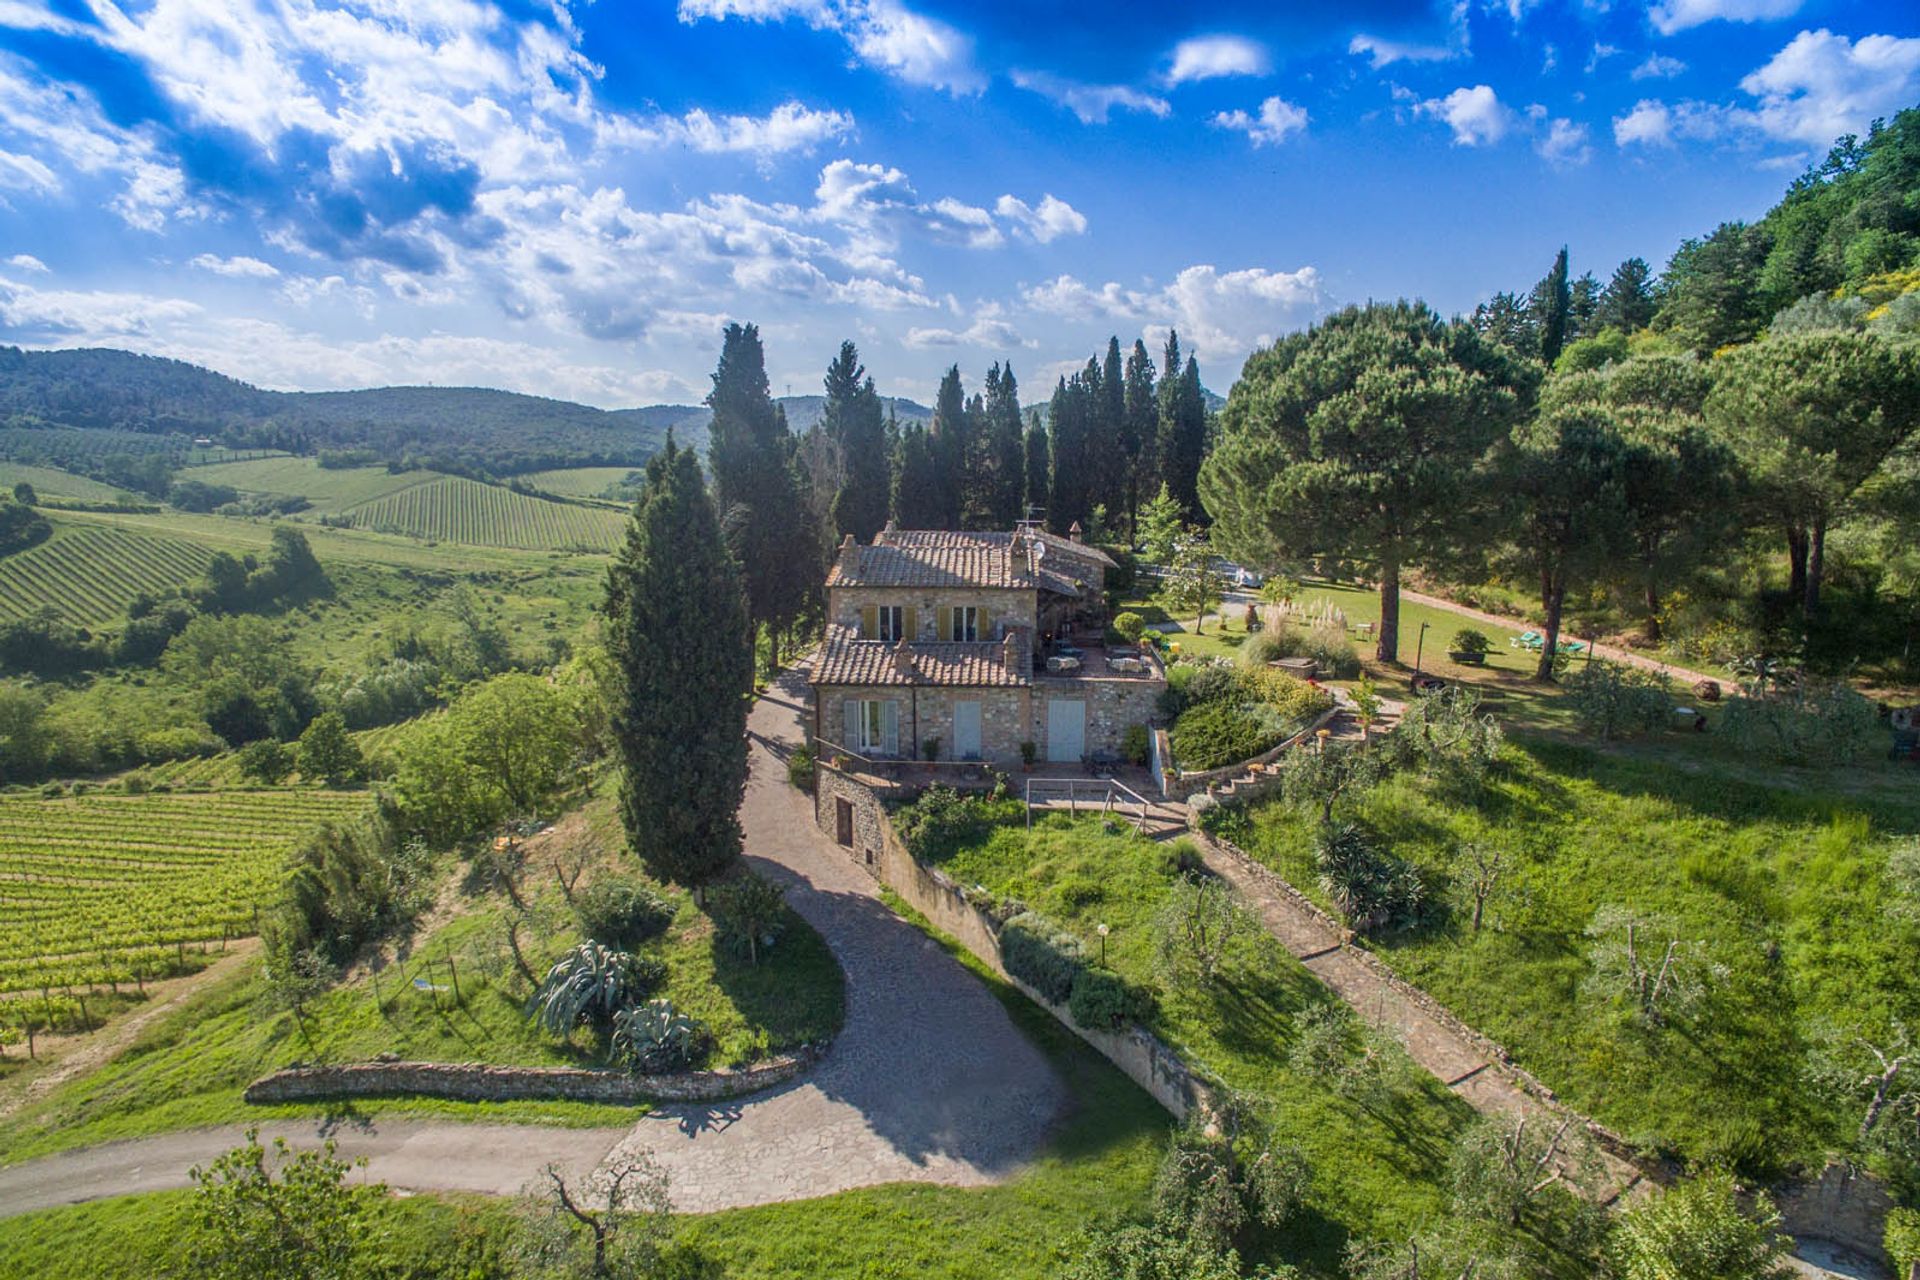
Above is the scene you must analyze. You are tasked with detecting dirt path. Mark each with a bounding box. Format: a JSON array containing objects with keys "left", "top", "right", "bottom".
[
  {"left": 0, "top": 663, "right": 1066, "bottom": 1219},
  {"left": 1399, "top": 587, "right": 1721, "bottom": 689},
  {"left": 0, "top": 942, "right": 261, "bottom": 1123}
]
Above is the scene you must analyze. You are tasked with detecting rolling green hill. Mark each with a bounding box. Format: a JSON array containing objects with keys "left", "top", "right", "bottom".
[
  {"left": 179, "top": 456, "right": 435, "bottom": 514},
  {"left": 0, "top": 462, "right": 139, "bottom": 504},
  {"left": 516, "top": 465, "right": 641, "bottom": 499},
  {"left": 337, "top": 474, "right": 627, "bottom": 551},
  {"left": 0, "top": 518, "right": 216, "bottom": 624}
]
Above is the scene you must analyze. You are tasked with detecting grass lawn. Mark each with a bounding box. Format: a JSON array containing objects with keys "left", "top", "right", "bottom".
[
  {"left": 0, "top": 789, "right": 845, "bottom": 1165},
  {"left": 0, "top": 907, "right": 1170, "bottom": 1280},
  {"left": 908, "top": 804, "right": 1560, "bottom": 1276},
  {"left": 1216, "top": 735, "right": 1920, "bottom": 1177}
]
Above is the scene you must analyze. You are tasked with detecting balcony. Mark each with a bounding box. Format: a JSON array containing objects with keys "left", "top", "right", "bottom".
[{"left": 1038, "top": 642, "right": 1165, "bottom": 682}]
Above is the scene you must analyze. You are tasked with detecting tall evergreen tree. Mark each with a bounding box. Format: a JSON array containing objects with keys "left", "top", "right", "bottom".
[
  {"left": 1471, "top": 291, "right": 1539, "bottom": 354},
  {"left": 1535, "top": 247, "right": 1573, "bottom": 366},
  {"left": 929, "top": 365, "right": 968, "bottom": 528},
  {"left": 983, "top": 362, "right": 1026, "bottom": 526},
  {"left": 1595, "top": 257, "right": 1658, "bottom": 333},
  {"left": 892, "top": 423, "right": 943, "bottom": 527},
  {"left": 705, "top": 323, "right": 808, "bottom": 671},
  {"left": 1158, "top": 335, "right": 1209, "bottom": 524},
  {"left": 1095, "top": 336, "right": 1127, "bottom": 522},
  {"left": 824, "top": 341, "right": 890, "bottom": 542},
  {"left": 1122, "top": 338, "right": 1157, "bottom": 540},
  {"left": 1024, "top": 411, "right": 1050, "bottom": 520},
  {"left": 604, "top": 437, "right": 751, "bottom": 892},
  {"left": 1049, "top": 374, "right": 1092, "bottom": 533}
]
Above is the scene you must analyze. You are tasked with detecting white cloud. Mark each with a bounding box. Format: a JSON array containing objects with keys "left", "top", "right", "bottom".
[
  {"left": 1210, "top": 97, "right": 1309, "bottom": 147},
  {"left": 1632, "top": 53, "right": 1688, "bottom": 79},
  {"left": 1022, "top": 264, "right": 1321, "bottom": 361},
  {"left": 1536, "top": 117, "right": 1592, "bottom": 166},
  {"left": 993, "top": 194, "right": 1087, "bottom": 244},
  {"left": 1165, "top": 35, "right": 1270, "bottom": 86},
  {"left": 0, "top": 147, "right": 57, "bottom": 193},
  {"left": 4, "top": 253, "right": 47, "bottom": 272},
  {"left": 1348, "top": 33, "right": 1456, "bottom": 68},
  {"left": 1416, "top": 85, "right": 1513, "bottom": 145},
  {"left": 1613, "top": 99, "right": 1674, "bottom": 146},
  {"left": 646, "top": 101, "right": 855, "bottom": 154},
  {"left": 677, "top": 0, "right": 981, "bottom": 93},
  {"left": 190, "top": 253, "right": 281, "bottom": 279},
  {"left": 1010, "top": 70, "right": 1170, "bottom": 124},
  {"left": 1649, "top": 0, "right": 1801, "bottom": 36},
  {"left": 903, "top": 303, "right": 1026, "bottom": 350},
  {"left": 1739, "top": 29, "right": 1920, "bottom": 146},
  {"left": 1611, "top": 97, "right": 1735, "bottom": 146},
  {"left": 1587, "top": 43, "right": 1621, "bottom": 73}
]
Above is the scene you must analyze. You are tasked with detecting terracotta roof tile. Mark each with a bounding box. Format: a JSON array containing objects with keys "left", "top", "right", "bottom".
[
  {"left": 810, "top": 625, "right": 1029, "bottom": 687},
  {"left": 824, "top": 528, "right": 1082, "bottom": 594}
]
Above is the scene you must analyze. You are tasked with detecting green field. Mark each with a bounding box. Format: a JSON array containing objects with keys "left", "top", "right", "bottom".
[
  {"left": 339, "top": 474, "right": 627, "bottom": 550},
  {"left": 0, "top": 790, "right": 368, "bottom": 997},
  {"left": 178, "top": 456, "right": 435, "bottom": 514},
  {"left": 0, "top": 518, "right": 216, "bottom": 624},
  {"left": 518, "top": 465, "right": 640, "bottom": 499},
  {"left": 0, "top": 462, "right": 138, "bottom": 504}
]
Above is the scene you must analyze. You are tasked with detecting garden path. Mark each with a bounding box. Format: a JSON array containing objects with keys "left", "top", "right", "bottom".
[
  {"left": 0, "top": 663, "right": 1066, "bottom": 1219},
  {"left": 1188, "top": 829, "right": 1652, "bottom": 1204}
]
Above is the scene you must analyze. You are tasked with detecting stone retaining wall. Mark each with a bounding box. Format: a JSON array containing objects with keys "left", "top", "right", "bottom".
[
  {"left": 244, "top": 1050, "right": 817, "bottom": 1106},
  {"left": 1196, "top": 829, "right": 1658, "bottom": 1179},
  {"left": 817, "top": 763, "right": 1211, "bottom": 1120}
]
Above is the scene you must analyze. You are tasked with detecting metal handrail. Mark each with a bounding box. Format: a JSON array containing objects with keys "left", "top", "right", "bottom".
[{"left": 1024, "top": 776, "right": 1152, "bottom": 832}]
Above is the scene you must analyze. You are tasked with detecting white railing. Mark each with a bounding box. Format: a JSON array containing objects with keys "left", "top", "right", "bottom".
[{"left": 1024, "top": 776, "right": 1154, "bottom": 832}]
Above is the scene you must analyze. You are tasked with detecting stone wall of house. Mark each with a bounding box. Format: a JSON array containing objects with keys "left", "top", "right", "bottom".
[
  {"left": 814, "top": 762, "right": 1210, "bottom": 1120},
  {"left": 1029, "top": 675, "right": 1162, "bottom": 761},
  {"left": 243, "top": 1051, "right": 816, "bottom": 1106},
  {"left": 816, "top": 684, "right": 1030, "bottom": 765},
  {"left": 830, "top": 586, "right": 1035, "bottom": 642}
]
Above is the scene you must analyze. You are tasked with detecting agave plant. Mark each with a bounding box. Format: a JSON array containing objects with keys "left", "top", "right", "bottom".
[
  {"left": 609, "top": 998, "right": 708, "bottom": 1073},
  {"left": 526, "top": 940, "right": 658, "bottom": 1035}
]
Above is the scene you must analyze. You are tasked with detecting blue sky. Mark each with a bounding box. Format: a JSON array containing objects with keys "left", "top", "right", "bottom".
[{"left": 0, "top": 0, "right": 1915, "bottom": 408}]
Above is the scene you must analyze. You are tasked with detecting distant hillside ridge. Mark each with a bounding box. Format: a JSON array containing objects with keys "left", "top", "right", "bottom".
[{"left": 0, "top": 346, "right": 937, "bottom": 476}]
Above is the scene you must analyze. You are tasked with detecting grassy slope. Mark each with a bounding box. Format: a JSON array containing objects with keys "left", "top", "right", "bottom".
[
  {"left": 518, "top": 466, "right": 639, "bottom": 498},
  {"left": 0, "top": 791, "right": 844, "bottom": 1164},
  {"left": 922, "top": 810, "right": 1490, "bottom": 1275},
  {"left": 0, "top": 462, "right": 137, "bottom": 503},
  {"left": 178, "top": 456, "right": 438, "bottom": 514},
  {"left": 1227, "top": 736, "right": 1920, "bottom": 1174},
  {"left": 0, "top": 940, "right": 1166, "bottom": 1280}
]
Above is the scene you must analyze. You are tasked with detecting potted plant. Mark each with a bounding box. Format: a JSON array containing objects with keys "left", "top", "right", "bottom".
[
  {"left": 1019, "top": 740, "right": 1036, "bottom": 772},
  {"left": 1448, "top": 628, "right": 1491, "bottom": 665}
]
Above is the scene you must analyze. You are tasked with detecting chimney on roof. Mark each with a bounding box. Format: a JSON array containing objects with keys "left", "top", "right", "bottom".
[
  {"left": 1008, "top": 530, "right": 1025, "bottom": 575},
  {"left": 835, "top": 532, "right": 858, "bottom": 576},
  {"left": 880, "top": 518, "right": 898, "bottom": 541},
  {"left": 1002, "top": 630, "right": 1022, "bottom": 679},
  {"left": 1068, "top": 520, "right": 1083, "bottom": 543},
  {"left": 893, "top": 642, "right": 915, "bottom": 678}
]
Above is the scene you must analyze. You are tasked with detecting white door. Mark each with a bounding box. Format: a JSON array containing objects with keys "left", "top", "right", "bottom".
[
  {"left": 953, "top": 701, "right": 982, "bottom": 760},
  {"left": 1046, "top": 699, "right": 1085, "bottom": 763}
]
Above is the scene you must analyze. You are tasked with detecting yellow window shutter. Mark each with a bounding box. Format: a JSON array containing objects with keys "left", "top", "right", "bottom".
[
  {"left": 936, "top": 606, "right": 951, "bottom": 641},
  {"left": 861, "top": 605, "right": 878, "bottom": 638},
  {"left": 904, "top": 606, "right": 918, "bottom": 640}
]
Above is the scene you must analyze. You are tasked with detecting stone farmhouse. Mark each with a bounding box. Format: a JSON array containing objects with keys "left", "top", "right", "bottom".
[{"left": 810, "top": 521, "right": 1165, "bottom": 767}]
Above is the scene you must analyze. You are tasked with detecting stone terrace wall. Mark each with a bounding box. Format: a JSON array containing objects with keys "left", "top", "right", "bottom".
[
  {"left": 244, "top": 1052, "right": 816, "bottom": 1106},
  {"left": 815, "top": 762, "right": 1209, "bottom": 1119}
]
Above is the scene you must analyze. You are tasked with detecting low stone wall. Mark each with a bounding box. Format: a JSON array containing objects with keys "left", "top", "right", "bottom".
[
  {"left": 1166, "top": 705, "right": 1342, "bottom": 800},
  {"left": 244, "top": 1051, "right": 817, "bottom": 1106},
  {"left": 817, "top": 763, "right": 1210, "bottom": 1120},
  {"left": 1195, "top": 830, "right": 1659, "bottom": 1180},
  {"left": 1774, "top": 1162, "right": 1895, "bottom": 1269}
]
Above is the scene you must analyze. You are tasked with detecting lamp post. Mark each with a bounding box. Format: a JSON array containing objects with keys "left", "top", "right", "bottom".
[
  {"left": 1414, "top": 621, "right": 1430, "bottom": 676},
  {"left": 1096, "top": 922, "right": 1110, "bottom": 967}
]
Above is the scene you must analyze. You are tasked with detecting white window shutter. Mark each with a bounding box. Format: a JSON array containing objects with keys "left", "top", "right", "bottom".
[{"left": 883, "top": 701, "right": 899, "bottom": 755}]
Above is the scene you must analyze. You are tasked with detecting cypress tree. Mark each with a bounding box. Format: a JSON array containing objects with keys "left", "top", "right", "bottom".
[
  {"left": 705, "top": 323, "right": 807, "bottom": 671},
  {"left": 929, "top": 365, "right": 968, "bottom": 528},
  {"left": 1536, "top": 246, "right": 1573, "bottom": 365},
  {"left": 983, "top": 362, "right": 1026, "bottom": 527},
  {"left": 824, "top": 341, "right": 889, "bottom": 542},
  {"left": 605, "top": 437, "right": 751, "bottom": 892},
  {"left": 1048, "top": 374, "right": 1092, "bottom": 533},
  {"left": 1157, "top": 333, "right": 1208, "bottom": 524},
  {"left": 1024, "top": 412, "right": 1050, "bottom": 520},
  {"left": 1122, "top": 338, "right": 1157, "bottom": 540},
  {"left": 893, "top": 424, "right": 942, "bottom": 527}
]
